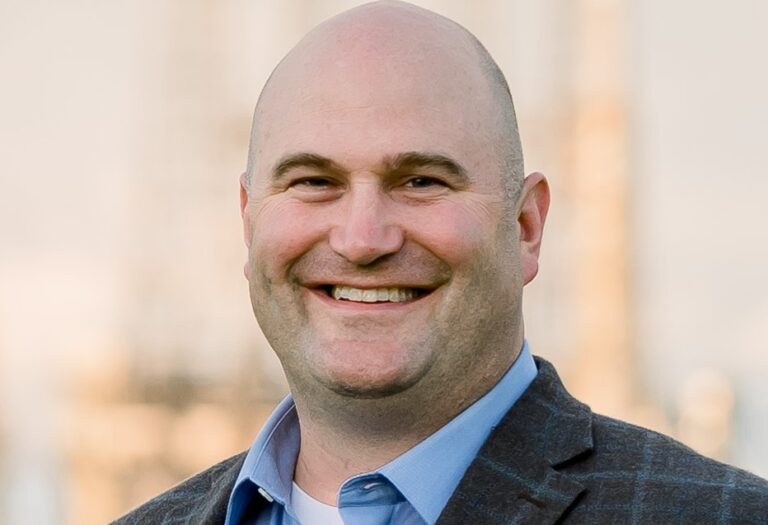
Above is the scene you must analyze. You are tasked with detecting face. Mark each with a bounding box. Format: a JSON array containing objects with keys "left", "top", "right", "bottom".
[{"left": 241, "top": 34, "right": 548, "bottom": 403}]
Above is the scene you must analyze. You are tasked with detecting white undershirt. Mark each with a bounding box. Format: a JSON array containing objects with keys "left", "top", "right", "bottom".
[{"left": 291, "top": 482, "right": 345, "bottom": 525}]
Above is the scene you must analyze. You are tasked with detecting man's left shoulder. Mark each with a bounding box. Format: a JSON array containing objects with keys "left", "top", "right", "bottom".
[
  {"left": 582, "top": 413, "right": 768, "bottom": 518},
  {"left": 110, "top": 452, "right": 246, "bottom": 525},
  {"left": 518, "top": 357, "right": 768, "bottom": 522},
  {"left": 589, "top": 413, "right": 768, "bottom": 486}
]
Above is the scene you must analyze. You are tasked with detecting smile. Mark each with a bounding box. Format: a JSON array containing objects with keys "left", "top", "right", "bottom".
[{"left": 317, "top": 285, "right": 430, "bottom": 303}]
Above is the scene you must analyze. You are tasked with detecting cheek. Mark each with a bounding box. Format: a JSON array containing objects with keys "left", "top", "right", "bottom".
[
  {"left": 406, "top": 201, "right": 499, "bottom": 267},
  {"left": 249, "top": 199, "right": 328, "bottom": 276}
]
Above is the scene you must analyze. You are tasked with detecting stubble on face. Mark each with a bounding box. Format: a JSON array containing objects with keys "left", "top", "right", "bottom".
[{"left": 250, "top": 237, "right": 454, "bottom": 399}]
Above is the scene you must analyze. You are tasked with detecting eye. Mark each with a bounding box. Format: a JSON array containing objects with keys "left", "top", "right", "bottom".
[
  {"left": 284, "top": 176, "right": 344, "bottom": 202},
  {"left": 403, "top": 176, "right": 446, "bottom": 189},
  {"left": 290, "top": 177, "right": 336, "bottom": 190}
]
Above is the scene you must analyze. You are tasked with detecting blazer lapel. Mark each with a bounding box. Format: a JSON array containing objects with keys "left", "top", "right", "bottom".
[{"left": 437, "top": 358, "right": 593, "bottom": 525}]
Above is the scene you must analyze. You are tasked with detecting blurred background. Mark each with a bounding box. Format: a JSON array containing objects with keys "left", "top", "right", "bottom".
[{"left": 1, "top": 0, "right": 767, "bottom": 523}]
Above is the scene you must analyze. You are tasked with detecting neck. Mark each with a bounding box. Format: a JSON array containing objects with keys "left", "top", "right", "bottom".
[
  {"left": 290, "top": 387, "right": 444, "bottom": 504},
  {"left": 289, "top": 353, "right": 517, "bottom": 504},
  {"left": 293, "top": 421, "right": 414, "bottom": 505}
]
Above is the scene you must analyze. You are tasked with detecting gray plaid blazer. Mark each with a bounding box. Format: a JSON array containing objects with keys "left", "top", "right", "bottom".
[{"left": 112, "top": 357, "right": 768, "bottom": 524}]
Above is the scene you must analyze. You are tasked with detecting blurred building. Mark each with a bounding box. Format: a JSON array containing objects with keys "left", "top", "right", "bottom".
[{"left": 1, "top": 1, "right": 766, "bottom": 523}]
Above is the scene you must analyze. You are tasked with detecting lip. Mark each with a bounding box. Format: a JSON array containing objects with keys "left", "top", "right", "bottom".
[{"left": 305, "top": 285, "right": 437, "bottom": 311}]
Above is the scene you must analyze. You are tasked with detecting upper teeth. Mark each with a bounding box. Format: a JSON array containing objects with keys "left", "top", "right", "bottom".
[{"left": 332, "top": 286, "right": 416, "bottom": 303}]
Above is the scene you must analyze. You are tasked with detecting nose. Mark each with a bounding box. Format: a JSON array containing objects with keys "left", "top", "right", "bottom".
[{"left": 329, "top": 182, "right": 404, "bottom": 265}]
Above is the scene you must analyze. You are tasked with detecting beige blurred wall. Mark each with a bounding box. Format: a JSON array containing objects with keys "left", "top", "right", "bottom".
[
  {"left": 1, "top": 1, "right": 766, "bottom": 523},
  {"left": 631, "top": 0, "right": 768, "bottom": 477}
]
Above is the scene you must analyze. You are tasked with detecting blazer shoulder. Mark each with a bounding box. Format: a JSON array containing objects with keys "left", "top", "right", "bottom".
[
  {"left": 443, "top": 357, "right": 768, "bottom": 524},
  {"left": 582, "top": 413, "right": 768, "bottom": 522},
  {"left": 110, "top": 452, "right": 247, "bottom": 525},
  {"left": 591, "top": 413, "right": 768, "bottom": 484}
]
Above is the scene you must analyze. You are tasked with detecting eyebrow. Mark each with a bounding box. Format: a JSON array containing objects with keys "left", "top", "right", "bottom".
[
  {"left": 272, "top": 152, "right": 346, "bottom": 179},
  {"left": 271, "top": 151, "right": 468, "bottom": 183},
  {"left": 384, "top": 152, "right": 468, "bottom": 183}
]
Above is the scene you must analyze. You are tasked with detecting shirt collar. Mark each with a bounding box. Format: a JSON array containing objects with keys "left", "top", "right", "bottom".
[
  {"left": 226, "top": 395, "right": 299, "bottom": 523},
  {"left": 226, "top": 341, "right": 537, "bottom": 525}
]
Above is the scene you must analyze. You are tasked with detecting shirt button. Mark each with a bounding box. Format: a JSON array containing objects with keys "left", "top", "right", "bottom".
[{"left": 257, "top": 487, "right": 274, "bottom": 502}]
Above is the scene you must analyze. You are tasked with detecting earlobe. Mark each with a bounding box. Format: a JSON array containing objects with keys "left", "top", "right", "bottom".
[{"left": 518, "top": 172, "right": 550, "bottom": 284}]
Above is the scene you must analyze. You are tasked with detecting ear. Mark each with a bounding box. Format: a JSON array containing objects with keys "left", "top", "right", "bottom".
[
  {"left": 240, "top": 172, "right": 252, "bottom": 248},
  {"left": 240, "top": 173, "right": 253, "bottom": 280},
  {"left": 517, "top": 172, "right": 550, "bottom": 285}
]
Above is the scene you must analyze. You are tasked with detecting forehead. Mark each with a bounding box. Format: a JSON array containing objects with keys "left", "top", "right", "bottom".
[
  {"left": 251, "top": 22, "right": 502, "bottom": 176},
  {"left": 253, "top": 74, "right": 500, "bottom": 179},
  {"left": 260, "top": 105, "right": 484, "bottom": 172}
]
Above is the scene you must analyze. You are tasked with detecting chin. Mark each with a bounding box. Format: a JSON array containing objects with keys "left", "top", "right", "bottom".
[
  {"left": 321, "top": 377, "right": 415, "bottom": 399},
  {"left": 310, "top": 345, "right": 432, "bottom": 399}
]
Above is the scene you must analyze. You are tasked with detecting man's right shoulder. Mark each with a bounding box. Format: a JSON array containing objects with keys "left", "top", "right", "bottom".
[{"left": 110, "top": 452, "right": 247, "bottom": 525}]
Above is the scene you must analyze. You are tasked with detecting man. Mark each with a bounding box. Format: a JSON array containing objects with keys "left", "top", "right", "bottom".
[{"left": 114, "top": 1, "right": 768, "bottom": 524}]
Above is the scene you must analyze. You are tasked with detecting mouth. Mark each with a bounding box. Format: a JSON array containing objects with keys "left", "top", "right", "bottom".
[{"left": 315, "top": 284, "right": 432, "bottom": 304}]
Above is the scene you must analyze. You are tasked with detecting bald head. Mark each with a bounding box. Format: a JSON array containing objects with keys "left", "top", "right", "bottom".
[{"left": 246, "top": 0, "right": 523, "bottom": 202}]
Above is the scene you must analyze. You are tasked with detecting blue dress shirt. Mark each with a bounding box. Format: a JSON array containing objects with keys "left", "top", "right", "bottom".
[{"left": 226, "top": 341, "right": 537, "bottom": 525}]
